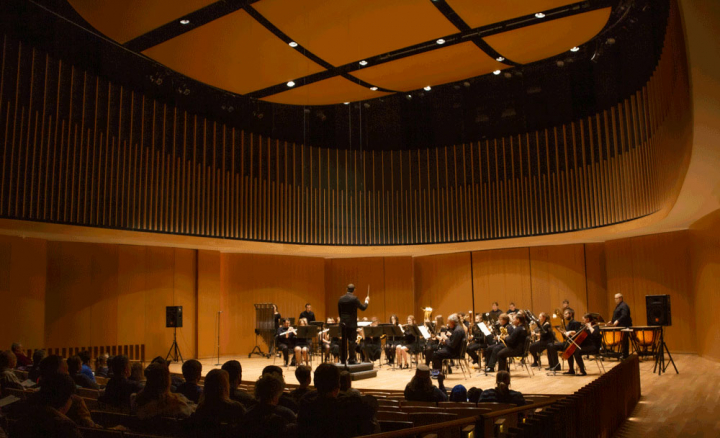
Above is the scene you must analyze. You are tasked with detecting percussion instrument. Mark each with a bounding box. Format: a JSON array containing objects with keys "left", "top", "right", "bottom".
[
  {"left": 630, "top": 326, "right": 661, "bottom": 358},
  {"left": 599, "top": 326, "right": 625, "bottom": 359}
]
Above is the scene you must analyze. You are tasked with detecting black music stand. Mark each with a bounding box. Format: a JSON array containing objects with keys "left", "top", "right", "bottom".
[
  {"left": 361, "top": 326, "right": 384, "bottom": 367},
  {"left": 404, "top": 324, "right": 423, "bottom": 368},
  {"left": 653, "top": 326, "right": 678, "bottom": 375},
  {"left": 310, "top": 321, "right": 324, "bottom": 357},
  {"left": 327, "top": 325, "right": 341, "bottom": 363},
  {"left": 298, "top": 325, "right": 320, "bottom": 365}
]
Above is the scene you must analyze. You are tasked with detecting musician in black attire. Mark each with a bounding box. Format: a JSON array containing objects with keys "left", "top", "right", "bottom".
[
  {"left": 384, "top": 315, "right": 401, "bottom": 365},
  {"left": 271, "top": 305, "right": 282, "bottom": 355},
  {"left": 338, "top": 284, "right": 369, "bottom": 365},
  {"left": 488, "top": 302, "right": 503, "bottom": 322},
  {"left": 546, "top": 308, "right": 580, "bottom": 371},
  {"left": 361, "top": 319, "right": 382, "bottom": 363},
  {"left": 276, "top": 319, "right": 296, "bottom": 367},
  {"left": 529, "top": 312, "right": 556, "bottom": 368},
  {"left": 431, "top": 315, "right": 466, "bottom": 377},
  {"left": 561, "top": 313, "right": 602, "bottom": 376},
  {"left": 494, "top": 314, "right": 528, "bottom": 372},
  {"left": 610, "top": 293, "right": 632, "bottom": 359},
  {"left": 299, "top": 303, "right": 316, "bottom": 324},
  {"left": 467, "top": 314, "right": 487, "bottom": 367},
  {"left": 483, "top": 314, "right": 512, "bottom": 372},
  {"left": 507, "top": 303, "right": 519, "bottom": 316}
]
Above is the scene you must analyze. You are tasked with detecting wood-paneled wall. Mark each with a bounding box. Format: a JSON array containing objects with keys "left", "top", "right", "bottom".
[
  {"left": 0, "top": 2, "right": 690, "bottom": 245},
  {"left": 689, "top": 210, "right": 720, "bottom": 362}
]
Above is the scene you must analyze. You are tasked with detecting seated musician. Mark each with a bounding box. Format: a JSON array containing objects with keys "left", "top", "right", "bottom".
[
  {"left": 294, "top": 318, "right": 311, "bottom": 367},
  {"left": 483, "top": 313, "right": 512, "bottom": 372},
  {"left": 488, "top": 302, "right": 503, "bottom": 321},
  {"left": 322, "top": 317, "right": 340, "bottom": 363},
  {"left": 431, "top": 314, "right": 466, "bottom": 379},
  {"left": 423, "top": 320, "right": 442, "bottom": 367},
  {"left": 545, "top": 308, "right": 580, "bottom": 372},
  {"left": 491, "top": 314, "right": 528, "bottom": 372},
  {"left": 529, "top": 312, "right": 556, "bottom": 368},
  {"left": 361, "top": 318, "right": 382, "bottom": 363},
  {"left": 507, "top": 302, "right": 519, "bottom": 316},
  {"left": 277, "top": 319, "right": 295, "bottom": 367},
  {"left": 562, "top": 313, "right": 602, "bottom": 376},
  {"left": 384, "top": 315, "right": 401, "bottom": 365},
  {"left": 467, "top": 314, "right": 487, "bottom": 368},
  {"left": 397, "top": 315, "right": 422, "bottom": 369}
]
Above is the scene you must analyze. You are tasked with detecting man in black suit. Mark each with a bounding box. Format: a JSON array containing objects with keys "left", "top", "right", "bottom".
[
  {"left": 431, "top": 314, "right": 466, "bottom": 378},
  {"left": 338, "top": 284, "right": 369, "bottom": 364},
  {"left": 495, "top": 314, "right": 528, "bottom": 372},
  {"left": 610, "top": 293, "right": 633, "bottom": 359},
  {"left": 546, "top": 308, "right": 582, "bottom": 371},
  {"left": 299, "top": 303, "right": 316, "bottom": 324}
]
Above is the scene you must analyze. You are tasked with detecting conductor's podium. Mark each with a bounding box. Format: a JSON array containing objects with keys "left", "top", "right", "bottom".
[{"left": 336, "top": 362, "right": 378, "bottom": 381}]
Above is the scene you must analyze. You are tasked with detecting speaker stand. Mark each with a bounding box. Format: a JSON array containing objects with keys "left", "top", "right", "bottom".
[
  {"left": 166, "top": 327, "right": 184, "bottom": 363},
  {"left": 653, "top": 326, "right": 678, "bottom": 375}
]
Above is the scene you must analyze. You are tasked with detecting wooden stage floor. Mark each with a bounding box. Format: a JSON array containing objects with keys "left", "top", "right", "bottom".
[{"left": 169, "top": 353, "right": 720, "bottom": 437}]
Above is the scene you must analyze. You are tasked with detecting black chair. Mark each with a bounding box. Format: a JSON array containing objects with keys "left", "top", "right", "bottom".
[{"left": 441, "top": 342, "right": 470, "bottom": 379}]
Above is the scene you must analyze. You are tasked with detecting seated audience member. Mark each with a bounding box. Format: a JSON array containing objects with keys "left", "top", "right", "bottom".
[
  {"left": 404, "top": 364, "right": 447, "bottom": 402},
  {"left": 222, "top": 360, "right": 255, "bottom": 409},
  {"left": 176, "top": 359, "right": 203, "bottom": 404},
  {"left": 289, "top": 365, "right": 312, "bottom": 403},
  {"left": 95, "top": 354, "right": 109, "bottom": 378},
  {"left": 28, "top": 349, "right": 47, "bottom": 382},
  {"left": 14, "top": 373, "right": 82, "bottom": 438},
  {"left": 298, "top": 363, "right": 376, "bottom": 438},
  {"left": 133, "top": 363, "right": 194, "bottom": 420},
  {"left": 10, "top": 343, "right": 32, "bottom": 368},
  {"left": 147, "top": 356, "right": 183, "bottom": 389},
  {"left": 77, "top": 351, "right": 96, "bottom": 383},
  {"left": 467, "top": 387, "right": 482, "bottom": 403},
  {"left": 0, "top": 351, "right": 22, "bottom": 391},
  {"left": 450, "top": 384, "right": 467, "bottom": 402},
  {"left": 99, "top": 355, "right": 143, "bottom": 410},
  {"left": 339, "top": 370, "right": 361, "bottom": 397},
  {"left": 194, "top": 369, "right": 245, "bottom": 427},
  {"left": 242, "top": 373, "right": 297, "bottom": 438},
  {"left": 479, "top": 371, "right": 526, "bottom": 406},
  {"left": 129, "top": 362, "right": 145, "bottom": 386},
  {"left": 262, "top": 365, "right": 298, "bottom": 413},
  {"left": 67, "top": 356, "right": 99, "bottom": 390},
  {"left": 36, "top": 355, "right": 97, "bottom": 428}
]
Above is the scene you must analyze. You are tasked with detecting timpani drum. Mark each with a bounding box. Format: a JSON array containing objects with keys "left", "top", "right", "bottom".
[
  {"left": 599, "top": 326, "right": 625, "bottom": 358},
  {"left": 630, "top": 326, "right": 661, "bottom": 358}
]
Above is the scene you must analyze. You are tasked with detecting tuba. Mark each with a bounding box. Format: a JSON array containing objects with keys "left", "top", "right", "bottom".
[{"left": 423, "top": 307, "right": 434, "bottom": 322}]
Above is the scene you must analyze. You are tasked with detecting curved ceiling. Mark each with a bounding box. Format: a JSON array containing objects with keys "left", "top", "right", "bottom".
[{"left": 67, "top": 0, "right": 612, "bottom": 106}]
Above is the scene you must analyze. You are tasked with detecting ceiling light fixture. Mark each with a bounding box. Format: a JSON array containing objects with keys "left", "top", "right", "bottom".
[
  {"left": 424, "top": 86, "right": 431, "bottom": 91},
  {"left": 287, "top": 81, "right": 295, "bottom": 87},
  {"left": 496, "top": 56, "right": 505, "bottom": 62},
  {"left": 343, "top": 102, "right": 350, "bottom": 105},
  {"left": 436, "top": 38, "right": 446, "bottom": 45},
  {"left": 493, "top": 70, "right": 501, "bottom": 75},
  {"left": 359, "top": 60, "right": 368, "bottom": 66},
  {"left": 570, "top": 46, "right": 580, "bottom": 52},
  {"left": 535, "top": 12, "right": 545, "bottom": 18},
  {"left": 180, "top": 19, "right": 190, "bottom": 25},
  {"left": 289, "top": 41, "right": 298, "bottom": 47},
  {"left": 370, "top": 86, "right": 378, "bottom": 91}
]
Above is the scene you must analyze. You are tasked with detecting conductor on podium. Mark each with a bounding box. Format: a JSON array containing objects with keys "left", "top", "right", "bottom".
[{"left": 339, "top": 284, "right": 369, "bottom": 365}]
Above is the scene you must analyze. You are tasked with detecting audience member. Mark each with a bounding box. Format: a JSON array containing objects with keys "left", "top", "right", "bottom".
[
  {"left": 129, "top": 362, "right": 145, "bottom": 386},
  {"left": 243, "top": 373, "right": 297, "bottom": 435},
  {"left": 133, "top": 363, "right": 193, "bottom": 420},
  {"left": 36, "top": 355, "right": 97, "bottom": 428},
  {"left": 0, "top": 351, "right": 22, "bottom": 391},
  {"left": 28, "top": 349, "right": 46, "bottom": 382},
  {"left": 289, "top": 365, "right": 312, "bottom": 403},
  {"left": 194, "top": 369, "right": 245, "bottom": 427},
  {"left": 262, "top": 365, "right": 298, "bottom": 413},
  {"left": 467, "top": 387, "right": 482, "bottom": 403},
  {"left": 67, "top": 355, "right": 99, "bottom": 389},
  {"left": 77, "top": 351, "right": 96, "bottom": 383},
  {"left": 95, "top": 354, "right": 109, "bottom": 378},
  {"left": 403, "top": 364, "right": 447, "bottom": 402},
  {"left": 449, "top": 384, "right": 467, "bottom": 402},
  {"left": 222, "top": 360, "right": 255, "bottom": 409},
  {"left": 99, "top": 355, "right": 143, "bottom": 410},
  {"left": 176, "top": 359, "right": 203, "bottom": 404},
  {"left": 14, "top": 373, "right": 82, "bottom": 438},
  {"left": 10, "top": 343, "right": 32, "bottom": 368},
  {"left": 339, "top": 370, "right": 361, "bottom": 397},
  {"left": 479, "top": 371, "right": 526, "bottom": 406}
]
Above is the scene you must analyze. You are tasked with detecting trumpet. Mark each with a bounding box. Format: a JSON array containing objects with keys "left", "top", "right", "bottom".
[{"left": 497, "top": 326, "right": 509, "bottom": 347}]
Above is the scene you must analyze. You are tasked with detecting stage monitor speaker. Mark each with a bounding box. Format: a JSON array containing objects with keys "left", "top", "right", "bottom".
[
  {"left": 646, "top": 295, "right": 671, "bottom": 326},
  {"left": 166, "top": 306, "right": 183, "bottom": 328}
]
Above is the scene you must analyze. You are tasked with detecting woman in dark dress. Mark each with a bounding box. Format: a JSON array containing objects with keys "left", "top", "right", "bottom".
[
  {"left": 294, "top": 318, "right": 311, "bottom": 367},
  {"left": 384, "top": 315, "right": 401, "bottom": 365}
]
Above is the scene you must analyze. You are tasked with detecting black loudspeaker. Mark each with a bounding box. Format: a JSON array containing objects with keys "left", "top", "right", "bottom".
[
  {"left": 646, "top": 295, "right": 671, "bottom": 326},
  {"left": 166, "top": 306, "right": 183, "bottom": 328}
]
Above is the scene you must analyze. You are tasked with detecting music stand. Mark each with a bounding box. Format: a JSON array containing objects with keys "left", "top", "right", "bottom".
[
  {"left": 361, "top": 326, "right": 384, "bottom": 367},
  {"left": 310, "top": 321, "right": 325, "bottom": 357},
  {"left": 404, "top": 325, "right": 424, "bottom": 368}
]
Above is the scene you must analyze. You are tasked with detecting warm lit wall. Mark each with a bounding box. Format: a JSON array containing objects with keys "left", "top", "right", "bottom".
[{"left": 689, "top": 210, "right": 720, "bottom": 362}]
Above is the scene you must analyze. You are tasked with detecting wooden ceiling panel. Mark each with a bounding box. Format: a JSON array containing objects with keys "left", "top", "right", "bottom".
[
  {"left": 483, "top": 8, "right": 613, "bottom": 64},
  {"left": 446, "top": 0, "right": 578, "bottom": 29},
  {"left": 68, "top": 0, "right": 215, "bottom": 43},
  {"left": 142, "top": 9, "right": 326, "bottom": 95},
  {"left": 253, "top": 0, "right": 459, "bottom": 66},
  {"left": 351, "top": 42, "right": 506, "bottom": 92},
  {"left": 260, "top": 76, "right": 391, "bottom": 106}
]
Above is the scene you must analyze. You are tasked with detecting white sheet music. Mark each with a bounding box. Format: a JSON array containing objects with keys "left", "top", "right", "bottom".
[
  {"left": 479, "top": 322, "right": 492, "bottom": 336},
  {"left": 0, "top": 395, "right": 20, "bottom": 407},
  {"left": 418, "top": 325, "right": 431, "bottom": 339},
  {"left": 358, "top": 321, "right": 372, "bottom": 327}
]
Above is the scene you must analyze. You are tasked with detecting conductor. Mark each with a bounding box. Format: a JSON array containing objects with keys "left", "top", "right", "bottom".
[{"left": 338, "top": 283, "right": 369, "bottom": 365}]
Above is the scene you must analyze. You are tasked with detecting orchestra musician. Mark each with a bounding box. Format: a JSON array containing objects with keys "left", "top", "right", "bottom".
[
  {"left": 423, "top": 316, "right": 443, "bottom": 366},
  {"left": 467, "top": 314, "right": 487, "bottom": 368},
  {"left": 494, "top": 314, "right": 528, "bottom": 372},
  {"left": 545, "top": 308, "right": 580, "bottom": 372},
  {"left": 271, "top": 304, "right": 282, "bottom": 355},
  {"left": 431, "top": 314, "right": 466, "bottom": 379},
  {"left": 507, "top": 303, "right": 519, "bottom": 316},
  {"left": 488, "top": 302, "right": 503, "bottom": 321},
  {"left": 276, "top": 319, "right": 296, "bottom": 367},
  {"left": 397, "top": 315, "right": 422, "bottom": 369},
  {"left": 294, "top": 318, "right": 311, "bottom": 366},
  {"left": 338, "top": 283, "right": 369, "bottom": 365},
  {"left": 563, "top": 313, "right": 602, "bottom": 376},
  {"left": 384, "top": 315, "right": 401, "bottom": 365},
  {"left": 322, "top": 317, "right": 340, "bottom": 363},
  {"left": 483, "top": 313, "right": 512, "bottom": 372},
  {"left": 528, "top": 312, "right": 556, "bottom": 368},
  {"left": 361, "top": 318, "right": 382, "bottom": 363},
  {"left": 299, "top": 303, "right": 316, "bottom": 324},
  {"left": 562, "top": 299, "right": 574, "bottom": 314},
  {"left": 610, "top": 293, "right": 633, "bottom": 359}
]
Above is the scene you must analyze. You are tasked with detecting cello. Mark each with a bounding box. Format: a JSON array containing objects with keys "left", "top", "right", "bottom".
[{"left": 561, "top": 320, "right": 599, "bottom": 360}]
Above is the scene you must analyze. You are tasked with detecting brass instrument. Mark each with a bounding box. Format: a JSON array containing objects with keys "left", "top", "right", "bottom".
[
  {"left": 422, "top": 307, "right": 433, "bottom": 322},
  {"left": 498, "top": 325, "right": 509, "bottom": 347},
  {"left": 357, "top": 327, "right": 364, "bottom": 343}
]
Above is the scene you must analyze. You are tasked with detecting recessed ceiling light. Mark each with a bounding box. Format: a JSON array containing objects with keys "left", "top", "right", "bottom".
[
  {"left": 359, "top": 60, "right": 368, "bottom": 66},
  {"left": 493, "top": 70, "right": 501, "bottom": 75},
  {"left": 287, "top": 81, "right": 295, "bottom": 87},
  {"left": 289, "top": 41, "right": 298, "bottom": 48},
  {"left": 436, "top": 38, "right": 446, "bottom": 45},
  {"left": 343, "top": 102, "right": 350, "bottom": 105},
  {"left": 370, "top": 86, "right": 378, "bottom": 91},
  {"left": 180, "top": 19, "right": 190, "bottom": 25},
  {"left": 535, "top": 12, "right": 545, "bottom": 18},
  {"left": 570, "top": 46, "right": 580, "bottom": 52},
  {"left": 496, "top": 56, "right": 505, "bottom": 62},
  {"left": 424, "top": 86, "right": 431, "bottom": 91}
]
